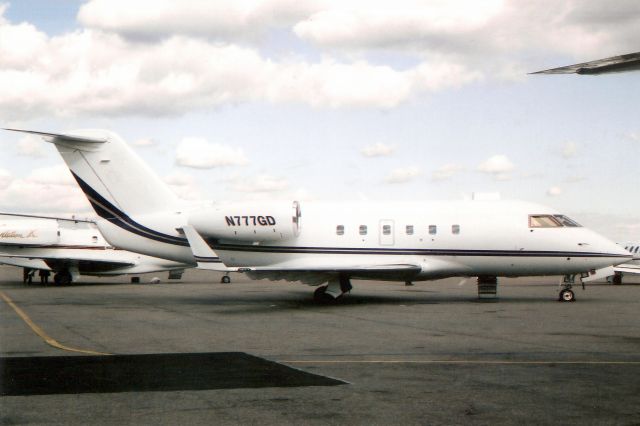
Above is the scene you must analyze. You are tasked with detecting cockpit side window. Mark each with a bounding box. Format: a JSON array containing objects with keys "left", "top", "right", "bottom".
[
  {"left": 553, "top": 215, "right": 581, "bottom": 227},
  {"left": 529, "top": 214, "right": 582, "bottom": 228},
  {"left": 529, "top": 215, "right": 562, "bottom": 228}
]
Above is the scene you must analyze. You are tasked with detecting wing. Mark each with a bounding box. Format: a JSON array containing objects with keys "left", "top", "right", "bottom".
[
  {"left": 531, "top": 51, "right": 640, "bottom": 75},
  {"left": 614, "top": 264, "right": 640, "bottom": 275},
  {"left": 241, "top": 262, "right": 423, "bottom": 285}
]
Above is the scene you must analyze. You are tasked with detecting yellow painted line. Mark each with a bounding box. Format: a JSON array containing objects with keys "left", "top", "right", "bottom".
[
  {"left": 1, "top": 291, "right": 111, "bottom": 356},
  {"left": 282, "top": 360, "right": 640, "bottom": 365}
]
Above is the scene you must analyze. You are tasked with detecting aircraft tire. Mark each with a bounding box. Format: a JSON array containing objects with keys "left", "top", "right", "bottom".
[
  {"left": 559, "top": 289, "right": 575, "bottom": 302},
  {"left": 221, "top": 275, "right": 231, "bottom": 284},
  {"left": 54, "top": 271, "right": 71, "bottom": 286},
  {"left": 313, "top": 285, "right": 335, "bottom": 303},
  {"left": 612, "top": 273, "right": 622, "bottom": 285}
]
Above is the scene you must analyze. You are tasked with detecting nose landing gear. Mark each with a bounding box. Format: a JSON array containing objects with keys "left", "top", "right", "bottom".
[{"left": 558, "top": 274, "right": 578, "bottom": 302}]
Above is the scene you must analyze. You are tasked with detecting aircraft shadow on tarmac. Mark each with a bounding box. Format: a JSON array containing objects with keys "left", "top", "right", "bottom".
[{"left": 0, "top": 352, "right": 347, "bottom": 396}]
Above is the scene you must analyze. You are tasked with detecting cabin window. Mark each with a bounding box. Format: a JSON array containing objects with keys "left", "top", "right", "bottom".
[
  {"left": 336, "top": 225, "right": 344, "bottom": 236},
  {"left": 553, "top": 215, "right": 581, "bottom": 227},
  {"left": 452, "top": 224, "right": 460, "bottom": 234},
  {"left": 382, "top": 224, "right": 391, "bottom": 235},
  {"left": 529, "top": 215, "right": 562, "bottom": 228},
  {"left": 359, "top": 225, "right": 368, "bottom": 235},
  {"left": 429, "top": 225, "right": 437, "bottom": 235},
  {"left": 406, "top": 225, "right": 414, "bottom": 235}
]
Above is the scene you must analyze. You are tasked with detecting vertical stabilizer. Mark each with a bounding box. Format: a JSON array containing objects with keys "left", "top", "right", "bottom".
[{"left": 5, "top": 128, "right": 194, "bottom": 263}]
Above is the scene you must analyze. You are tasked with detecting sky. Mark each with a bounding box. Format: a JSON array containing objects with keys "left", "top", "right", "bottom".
[{"left": 0, "top": 0, "right": 638, "bottom": 241}]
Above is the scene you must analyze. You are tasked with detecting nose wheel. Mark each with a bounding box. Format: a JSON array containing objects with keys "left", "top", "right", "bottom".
[
  {"left": 559, "top": 288, "right": 575, "bottom": 302},
  {"left": 558, "top": 274, "right": 577, "bottom": 302}
]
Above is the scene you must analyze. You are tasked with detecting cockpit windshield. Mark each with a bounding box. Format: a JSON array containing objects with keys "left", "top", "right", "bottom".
[
  {"left": 553, "top": 215, "right": 581, "bottom": 227},
  {"left": 529, "top": 214, "right": 582, "bottom": 228}
]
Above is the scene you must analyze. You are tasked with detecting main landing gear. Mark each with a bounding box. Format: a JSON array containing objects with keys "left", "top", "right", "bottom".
[
  {"left": 220, "top": 273, "right": 231, "bottom": 284},
  {"left": 53, "top": 270, "right": 72, "bottom": 286},
  {"left": 313, "top": 275, "right": 353, "bottom": 303},
  {"left": 558, "top": 274, "right": 579, "bottom": 302}
]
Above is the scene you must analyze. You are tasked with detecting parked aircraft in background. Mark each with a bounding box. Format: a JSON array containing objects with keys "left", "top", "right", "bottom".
[
  {"left": 613, "top": 243, "right": 640, "bottom": 284},
  {"left": 0, "top": 212, "right": 191, "bottom": 284},
  {"left": 531, "top": 51, "right": 640, "bottom": 75},
  {"left": 4, "top": 129, "right": 632, "bottom": 302}
]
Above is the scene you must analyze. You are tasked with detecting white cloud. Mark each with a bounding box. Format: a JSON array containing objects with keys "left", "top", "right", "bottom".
[
  {"left": 0, "top": 166, "right": 91, "bottom": 213},
  {"left": 361, "top": 142, "right": 394, "bottom": 157},
  {"left": 384, "top": 166, "right": 421, "bottom": 184},
  {"left": 293, "top": 0, "right": 504, "bottom": 50},
  {"left": 16, "top": 135, "right": 47, "bottom": 158},
  {"left": 546, "top": 186, "right": 562, "bottom": 196},
  {"left": 626, "top": 132, "right": 640, "bottom": 142},
  {"left": 293, "top": 0, "right": 640, "bottom": 60},
  {"left": 230, "top": 174, "right": 289, "bottom": 193},
  {"left": 0, "top": 7, "right": 485, "bottom": 118},
  {"left": 562, "top": 141, "right": 578, "bottom": 159},
  {"left": 432, "top": 163, "right": 463, "bottom": 181},
  {"left": 1, "top": 1, "right": 639, "bottom": 119},
  {"left": 26, "top": 165, "right": 76, "bottom": 186},
  {"left": 477, "top": 155, "right": 514, "bottom": 180},
  {"left": 0, "top": 168, "right": 12, "bottom": 190},
  {"left": 163, "top": 171, "right": 203, "bottom": 200},
  {"left": 175, "top": 137, "right": 249, "bottom": 169},
  {"left": 133, "top": 138, "right": 155, "bottom": 147},
  {"left": 78, "top": 0, "right": 318, "bottom": 40}
]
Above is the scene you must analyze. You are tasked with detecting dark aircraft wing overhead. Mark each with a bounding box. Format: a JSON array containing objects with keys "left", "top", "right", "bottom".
[{"left": 531, "top": 51, "right": 640, "bottom": 75}]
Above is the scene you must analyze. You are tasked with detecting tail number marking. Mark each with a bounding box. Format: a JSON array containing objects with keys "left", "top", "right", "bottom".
[{"left": 225, "top": 216, "right": 276, "bottom": 226}]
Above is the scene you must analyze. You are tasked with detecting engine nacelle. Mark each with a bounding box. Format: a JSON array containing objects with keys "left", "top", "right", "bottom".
[
  {"left": 188, "top": 201, "right": 301, "bottom": 242},
  {"left": 0, "top": 220, "right": 60, "bottom": 246}
]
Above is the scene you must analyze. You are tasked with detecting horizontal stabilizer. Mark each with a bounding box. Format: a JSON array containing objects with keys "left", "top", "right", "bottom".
[
  {"left": 180, "top": 226, "right": 237, "bottom": 272},
  {"left": 3, "top": 128, "right": 107, "bottom": 144},
  {"left": 0, "top": 256, "right": 51, "bottom": 270}
]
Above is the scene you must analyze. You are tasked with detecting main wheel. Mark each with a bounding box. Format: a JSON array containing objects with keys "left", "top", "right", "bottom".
[
  {"left": 313, "top": 285, "right": 335, "bottom": 303},
  {"left": 612, "top": 273, "right": 622, "bottom": 285},
  {"left": 221, "top": 275, "right": 231, "bottom": 284},
  {"left": 559, "top": 289, "right": 575, "bottom": 302},
  {"left": 54, "top": 271, "right": 71, "bottom": 286}
]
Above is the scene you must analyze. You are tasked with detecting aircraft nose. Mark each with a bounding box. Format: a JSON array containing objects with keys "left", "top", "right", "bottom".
[{"left": 598, "top": 238, "right": 633, "bottom": 262}]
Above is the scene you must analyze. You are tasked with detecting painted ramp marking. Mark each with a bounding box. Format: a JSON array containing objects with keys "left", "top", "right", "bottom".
[{"left": 0, "top": 291, "right": 110, "bottom": 356}]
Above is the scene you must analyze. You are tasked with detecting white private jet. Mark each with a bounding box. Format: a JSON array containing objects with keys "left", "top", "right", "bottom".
[
  {"left": 4, "top": 129, "right": 632, "bottom": 302},
  {"left": 0, "top": 212, "right": 191, "bottom": 284}
]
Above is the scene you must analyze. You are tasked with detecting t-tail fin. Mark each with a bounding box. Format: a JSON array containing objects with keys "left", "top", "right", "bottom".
[
  {"left": 5, "top": 128, "right": 181, "bottom": 215},
  {"left": 5, "top": 128, "right": 194, "bottom": 264}
]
